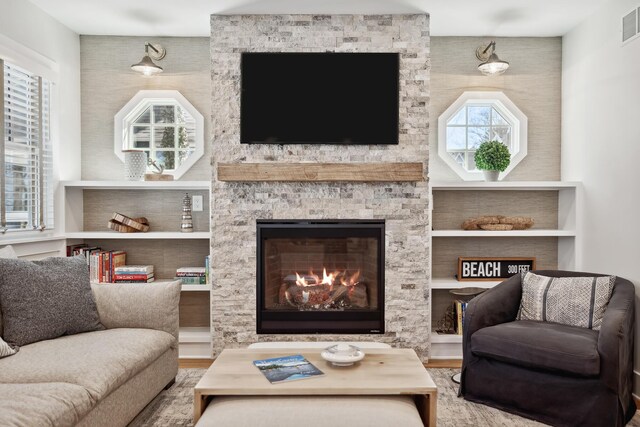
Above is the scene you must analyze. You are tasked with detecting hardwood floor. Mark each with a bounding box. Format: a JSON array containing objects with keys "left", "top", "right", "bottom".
[
  {"left": 424, "top": 359, "right": 462, "bottom": 369},
  {"left": 179, "top": 358, "right": 213, "bottom": 369}
]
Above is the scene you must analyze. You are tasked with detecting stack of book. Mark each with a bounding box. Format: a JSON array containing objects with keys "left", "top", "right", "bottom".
[
  {"left": 175, "top": 267, "right": 207, "bottom": 285},
  {"left": 114, "top": 265, "right": 155, "bottom": 283},
  {"left": 454, "top": 299, "right": 468, "bottom": 335},
  {"left": 67, "top": 245, "right": 128, "bottom": 284}
]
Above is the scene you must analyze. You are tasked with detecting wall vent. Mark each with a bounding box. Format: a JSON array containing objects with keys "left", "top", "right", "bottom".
[{"left": 622, "top": 8, "right": 639, "bottom": 43}]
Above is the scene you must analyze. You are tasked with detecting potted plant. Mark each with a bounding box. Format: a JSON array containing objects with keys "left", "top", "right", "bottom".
[{"left": 474, "top": 140, "right": 511, "bottom": 181}]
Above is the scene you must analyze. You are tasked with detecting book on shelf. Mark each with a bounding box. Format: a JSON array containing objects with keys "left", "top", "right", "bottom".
[
  {"left": 454, "top": 300, "right": 468, "bottom": 335},
  {"left": 176, "top": 267, "right": 206, "bottom": 275},
  {"left": 176, "top": 276, "right": 207, "bottom": 285},
  {"left": 205, "top": 255, "right": 210, "bottom": 284},
  {"left": 114, "top": 274, "right": 154, "bottom": 281},
  {"left": 114, "top": 265, "right": 154, "bottom": 274},
  {"left": 253, "top": 355, "right": 324, "bottom": 384},
  {"left": 88, "top": 250, "right": 127, "bottom": 283},
  {"left": 114, "top": 277, "right": 155, "bottom": 283}
]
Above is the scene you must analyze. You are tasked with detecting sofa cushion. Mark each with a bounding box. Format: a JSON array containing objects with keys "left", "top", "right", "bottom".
[
  {"left": 470, "top": 320, "right": 600, "bottom": 377},
  {"left": 518, "top": 272, "right": 615, "bottom": 330},
  {"left": 0, "top": 382, "right": 94, "bottom": 427},
  {"left": 0, "top": 256, "right": 104, "bottom": 347},
  {"left": 0, "top": 328, "right": 175, "bottom": 401}
]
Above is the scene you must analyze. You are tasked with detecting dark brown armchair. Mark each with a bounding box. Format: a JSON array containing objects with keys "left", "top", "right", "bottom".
[{"left": 460, "top": 270, "right": 635, "bottom": 427}]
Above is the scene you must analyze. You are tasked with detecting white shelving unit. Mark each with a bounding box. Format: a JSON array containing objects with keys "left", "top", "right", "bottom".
[
  {"left": 62, "top": 180, "right": 213, "bottom": 360},
  {"left": 429, "top": 181, "right": 582, "bottom": 359},
  {"left": 431, "top": 229, "right": 575, "bottom": 237},
  {"left": 65, "top": 231, "right": 210, "bottom": 240}
]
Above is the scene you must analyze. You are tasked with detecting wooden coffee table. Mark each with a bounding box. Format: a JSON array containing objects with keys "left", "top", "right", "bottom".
[{"left": 194, "top": 348, "right": 437, "bottom": 426}]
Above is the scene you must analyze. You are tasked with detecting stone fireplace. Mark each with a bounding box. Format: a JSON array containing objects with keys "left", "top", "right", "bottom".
[
  {"left": 257, "top": 220, "right": 385, "bottom": 334},
  {"left": 210, "top": 14, "right": 431, "bottom": 359}
]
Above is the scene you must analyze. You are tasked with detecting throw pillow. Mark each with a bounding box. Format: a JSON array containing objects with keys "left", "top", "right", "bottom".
[
  {"left": 0, "top": 245, "right": 17, "bottom": 259},
  {"left": 0, "top": 256, "right": 104, "bottom": 347},
  {"left": 0, "top": 337, "right": 17, "bottom": 358},
  {"left": 0, "top": 244, "right": 17, "bottom": 338},
  {"left": 518, "top": 272, "right": 615, "bottom": 330}
]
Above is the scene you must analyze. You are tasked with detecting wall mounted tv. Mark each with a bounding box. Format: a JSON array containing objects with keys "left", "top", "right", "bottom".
[{"left": 240, "top": 52, "right": 399, "bottom": 145}]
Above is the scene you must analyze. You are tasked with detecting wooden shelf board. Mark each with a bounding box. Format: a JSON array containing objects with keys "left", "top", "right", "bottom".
[
  {"left": 217, "top": 163, "right": 424, "bottom": 182},
  {"left": 66, "top": 231, "right": 210, "bottom": 240},
  {"left": 430, "top": 181, "right": 580, "bottom": 191},
  {"left": 431, "top": 229, "right": 575, "bottom": 237},
  {"left": 61, "top": 180, "right": 210, "bottom": 190}
]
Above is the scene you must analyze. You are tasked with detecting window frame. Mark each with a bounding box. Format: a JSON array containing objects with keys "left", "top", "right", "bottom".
[
  {"left": 1, "top": 53, "right": 56, "bottom": 236},
  {"left": 114, "top": 90, "right": 204, "bottom": 179},
  {"left": 438, "top": 91, "right": 528, "bottom": 181}
]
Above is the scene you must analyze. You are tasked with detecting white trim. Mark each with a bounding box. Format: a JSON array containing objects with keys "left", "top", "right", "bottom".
[
  {"left": 430, "top": 181, "right": 580, "bottom": 190},
  {"left": 65, "top": 231, "right": 210, "bottom": 240},
  {"left": 438, "top": 91, "right": 528, "bottom": 181},
  {"left": 113, "top": 90, "right": 204, "bottom": 180},
  {"left": 61, "top": 180, "right": 210, "bottom": 190},
  {"left": 0, "top": 33, "right": 58, "bottom": 82},
  {"left": 432, "top": 229, "right": 575, "bottom": 237}
]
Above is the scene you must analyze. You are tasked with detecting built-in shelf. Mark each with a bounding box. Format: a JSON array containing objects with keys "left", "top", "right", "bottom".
[
  {"left": 90, "top": 281, "right": 211, "bottom": 292},
  {"left": 431, "top": 229, "right": 576, "bottom": 237},
  {"left": 179, "top": 327, "right": 211, "bottom": 343},
  {"left": 66, "top": 231, "right": 210, "bottom": 240},
  {"left": 430, "top": 181, "right": 580, "bottom": 191},
  {"left": 217, "top": 162, "right": 424, "bottom": 182},
  {"left": 431, "top": 279, "right": 501, "bottom": 290},
  {"left": 181, "top": 284, "right": 212, "bottom": 292},
  {"left": 0, "top": 234, "right": 67, "bottom": 245},
  {"left": 431, "top": 332, "right": 463, "bottom": 344},
  {"left": 61, "top": 180, "right": 210, "bottom": 190}
]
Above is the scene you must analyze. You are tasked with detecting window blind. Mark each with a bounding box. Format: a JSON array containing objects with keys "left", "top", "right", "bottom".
[{"left": 1, "top": 59, "right": 53, "bottom": 233}]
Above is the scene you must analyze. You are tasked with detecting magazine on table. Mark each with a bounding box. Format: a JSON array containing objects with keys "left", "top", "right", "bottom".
[{"left": 253, "top": 354, "right": 324, "bottom": 384}]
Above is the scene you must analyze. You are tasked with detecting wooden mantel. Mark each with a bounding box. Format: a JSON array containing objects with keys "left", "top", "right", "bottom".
[{"left": 217, "top": 163, "right": 424, "bottom": 182}]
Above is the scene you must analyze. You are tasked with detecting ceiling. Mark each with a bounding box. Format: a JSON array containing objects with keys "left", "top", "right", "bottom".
[{"left": 28, "top": 0, "right": 608, "bottom": 37}]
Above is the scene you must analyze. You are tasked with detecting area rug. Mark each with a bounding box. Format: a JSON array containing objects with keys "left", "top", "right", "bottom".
[{"left": 129, "top": 368, "right": 640, "bottom": 427}]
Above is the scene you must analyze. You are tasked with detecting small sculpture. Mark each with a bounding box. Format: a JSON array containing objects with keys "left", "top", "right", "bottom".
[
  {"left": 181, "top": 193, "right": 193, "bottom": 233},
  {"left": 144, "top": 157, "right": 174, "bottom": 181}
]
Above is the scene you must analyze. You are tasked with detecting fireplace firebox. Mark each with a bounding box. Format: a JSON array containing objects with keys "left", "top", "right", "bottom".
[{"left": 257, "top": 220, "right": 385, "bottom": 334}]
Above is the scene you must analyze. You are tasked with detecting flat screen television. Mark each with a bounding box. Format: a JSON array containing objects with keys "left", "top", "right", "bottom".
[{"left": 240, "top": 52, "right": 399, "bottom": 145}]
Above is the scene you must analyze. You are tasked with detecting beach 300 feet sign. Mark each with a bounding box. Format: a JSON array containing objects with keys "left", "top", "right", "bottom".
[{"left": 457, "top": 257, "right": 536, "bottom": 281}]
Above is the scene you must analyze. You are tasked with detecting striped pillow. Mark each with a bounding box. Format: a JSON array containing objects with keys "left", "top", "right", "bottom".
[
  {"left": 0, "top": 337, "right": 17, "bottom": 358},
  {"left": 517, "top": 272, "right": 615, "bottom": 330}
]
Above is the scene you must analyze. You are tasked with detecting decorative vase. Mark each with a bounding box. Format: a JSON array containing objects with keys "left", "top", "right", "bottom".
[
  {"left": 181, "top": 193, "right": 193, "bottom": 233},
  {"left": 124, "top": 150, "right": 147, "bottom": 181},
  {"left": 482, "top": 170, "right": 500, "bottom": 182}
]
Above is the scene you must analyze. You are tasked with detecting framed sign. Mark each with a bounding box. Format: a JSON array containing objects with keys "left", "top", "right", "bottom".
[{"left": 457, "top": 257, "right": 536, "bottom": 281}]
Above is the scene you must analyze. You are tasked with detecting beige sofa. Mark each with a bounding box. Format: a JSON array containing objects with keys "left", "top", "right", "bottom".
[{"left": 0, "top": 281, "right": 181, "bottom": 427}]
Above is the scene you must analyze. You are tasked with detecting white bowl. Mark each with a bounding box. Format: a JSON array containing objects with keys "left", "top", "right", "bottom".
[{"left": 321, "top": 344, "right": 365, "bottom": 366}]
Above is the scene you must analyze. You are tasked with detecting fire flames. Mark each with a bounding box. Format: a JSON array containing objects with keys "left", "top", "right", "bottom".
[
  {"left": 295, "top": 268, "right": 360, "bottom": 289},
  {"left": 281, "top": 267, "right": 367, "bottom": 309}
]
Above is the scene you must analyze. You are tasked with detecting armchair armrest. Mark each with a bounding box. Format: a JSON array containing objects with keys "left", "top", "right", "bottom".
[
  {"left": 597, "top": 277, "right": 634, "bottom": 400},
  {"left": 463, "top": 274, "right": 522, "bottom": 340},
  {"left": 91, "top": 281, "right": 181, "bottom": 341},
  {"left": 460, "top": 274, "right": 521, "bottom": 394}
]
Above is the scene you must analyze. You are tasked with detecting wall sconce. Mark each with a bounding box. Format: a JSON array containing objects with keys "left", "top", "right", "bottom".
[
  {"left": 476, "top": 41, "right": 509, "bottom": 76},
  {"left": 131, "top": 43, "right": 166, "bottom": 76}
]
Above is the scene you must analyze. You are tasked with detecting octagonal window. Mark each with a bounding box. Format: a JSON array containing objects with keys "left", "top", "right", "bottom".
[
  {"left": 114, "top": 90, "right": 204, "bottom": 179},
  {"left": 438, "top": 91, "right": 527, "bottom": 180}
]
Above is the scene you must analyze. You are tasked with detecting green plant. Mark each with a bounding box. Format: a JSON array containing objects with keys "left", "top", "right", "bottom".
[{"left": 474, "top": 140, "right": 511, "bottom": 172}]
